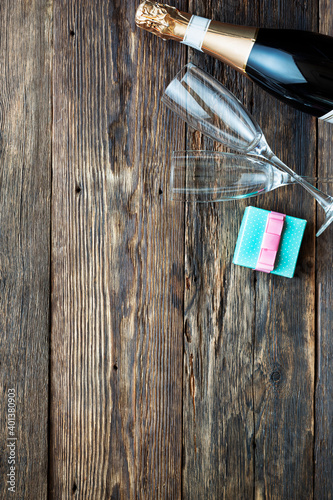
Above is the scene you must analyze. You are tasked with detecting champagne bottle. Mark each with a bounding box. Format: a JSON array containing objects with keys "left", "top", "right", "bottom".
[{"left": 135, "top": 1, "right": 333, "bottom": 122}]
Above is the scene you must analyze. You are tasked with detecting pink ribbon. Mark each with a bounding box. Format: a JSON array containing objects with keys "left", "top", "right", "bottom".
[{"left": 255, "top": 211, "right": 286, "bottom": 273}]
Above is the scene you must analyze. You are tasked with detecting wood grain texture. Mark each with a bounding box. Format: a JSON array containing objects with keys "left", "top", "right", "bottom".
[
  {"left": 50, "top": 0, "right": 185, "bottom": 498},
  {"left": 0, "top": 0, "right": 52, "bottom": 499},
  {"left": 253, "top": 1, "right": 316, "bottom": 498},
  {"left": 182, "top": 1, "right": 259, "bottom": 497},
  {"left": 0, "top": 0, "right": 330, "bottom": 498},
  {"left": 182, "top": 0, "right": 316, "bottom": 499},
  {"left": 315, "top": 1, "right": 333, "bottom": 498}
]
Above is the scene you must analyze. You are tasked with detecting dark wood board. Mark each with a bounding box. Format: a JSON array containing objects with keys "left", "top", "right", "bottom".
[
  {"left": 315, "top": 1, "right": 333, "bottom": 498},
  {"left": 252, "top": 1, "right": 316, "bottom": 498},
  {"left": 50, "top": 0, "right": 185, "bottom": 498},
  {"left": 182, "top": 0, "right": 259, "bottom": 498},
  {"left": 0, "top": 1, "right": 52, "bottom": 499},
  {"left": 182, "top": 0, "right": 316, "bottom": 498},
  {"left": 1, "top": 0, "right": 333, "bottom": 498}
]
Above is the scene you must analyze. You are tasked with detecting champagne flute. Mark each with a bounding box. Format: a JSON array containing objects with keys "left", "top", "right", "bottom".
[
  {"left": 170, "top": 150, "right": 320, "bottom": 202},
  {"left": 162, "top": 63, "right": 333, "bottom": 236}
]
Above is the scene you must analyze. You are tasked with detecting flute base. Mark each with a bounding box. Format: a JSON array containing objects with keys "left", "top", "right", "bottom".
[{"left": 316, "top": 205, "right": 333, "bottom": 237}]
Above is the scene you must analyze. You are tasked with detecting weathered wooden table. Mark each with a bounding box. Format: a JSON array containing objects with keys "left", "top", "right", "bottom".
[{"left": 0, "top": 0, "right": 332, "bottom": 498}]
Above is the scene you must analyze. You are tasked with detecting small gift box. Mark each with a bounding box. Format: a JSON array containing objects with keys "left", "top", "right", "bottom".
[{"left": 233, "top": 206, "right": 307, "bottom": 278}]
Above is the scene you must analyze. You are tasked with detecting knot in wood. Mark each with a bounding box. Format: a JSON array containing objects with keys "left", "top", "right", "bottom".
[{"left": 271, "top": 370, "right": 281, "bottom": 383}]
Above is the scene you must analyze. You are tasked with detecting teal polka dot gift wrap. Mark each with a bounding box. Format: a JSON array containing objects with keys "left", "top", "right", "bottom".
[{"left": 233, "top": 206, "right": 307, "bottom": 278}]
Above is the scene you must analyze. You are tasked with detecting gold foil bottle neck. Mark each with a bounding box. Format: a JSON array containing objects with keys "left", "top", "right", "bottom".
[
  {"left": 203, "top": 22, "right": 258, "bottom": 73},
  {"left": 135, "top": 1, "right": 258, "bottom": 73},
  {"left": 135, "top": 1, "right": 190, "bottom": 41}
]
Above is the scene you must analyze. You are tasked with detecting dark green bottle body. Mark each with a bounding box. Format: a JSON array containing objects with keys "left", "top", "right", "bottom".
[{"left": 246, "top": 29, "right": 333, "bottom": 120}]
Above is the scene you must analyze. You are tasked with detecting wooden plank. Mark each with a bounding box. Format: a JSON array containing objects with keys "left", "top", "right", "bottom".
[
  {"left": 50, "top": 1, "right": 185, "bottom": 498},
  {"left": 0, "top": 1, "right": 52, "bottom": 499},
  {"left": 252, "top": 1, "right": 316, "bottom": 498},
  {"left": 182, "top": 1, "right": 259, "bottom": 497},
  {"left": 182, "top": 0, "right": 316, "bottom": 498},
  {"left": 315, "top": 1, "right": 333, "bottom": 497}
]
